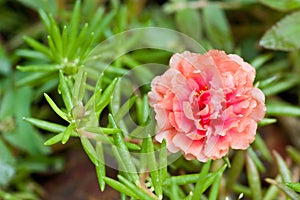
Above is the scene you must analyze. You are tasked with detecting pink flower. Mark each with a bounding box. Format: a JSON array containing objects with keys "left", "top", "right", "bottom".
[{"left": 148, "top": 50, "right": 266, "bottom": 162}]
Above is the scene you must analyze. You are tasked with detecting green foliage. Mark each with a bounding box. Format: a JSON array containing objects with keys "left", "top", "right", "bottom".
[
  {"left": 286, "top": 182, "right": 300, "bottom": 193},
  {"left": 0, "top": 138, "right": 15, "bottom": 187},
  {"left": 246, "top": 152, "right": 262, "bottom": 200},
  {"left": 175, "top": 8, "right": 202, "bottom": 41},
  {"left": 266, "top": 101, "right": 300, "bottom": 117},
  {"left": 260, "top": 11, "right": 300, "bottom": 51},
  {"left": 1, "top": 0, "right": 300, "bottom": 199},
  {"left": 16, "top": 0, "right": 57, "bottom": 13},
  {"left": 203, "top": 3, "right": 233, "bottom": 52},
  {"left": 0, "top": 26, "right": 62, "bottom": 200},
  {"left": 260, "top": 0, "right": 300, "bottom": 12},
  {"left": 103, "top": 177, "right": 140, "bottom": 199},
  {"left": 266, "top": 179, "right": 300, "bottom": 200}
]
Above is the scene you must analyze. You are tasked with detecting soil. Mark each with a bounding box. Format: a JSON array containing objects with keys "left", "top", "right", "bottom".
[{"left": 40, "top": 142, "right": 120, "bottom": 200}]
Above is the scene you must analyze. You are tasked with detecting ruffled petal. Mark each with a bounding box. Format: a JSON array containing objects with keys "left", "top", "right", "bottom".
[{"left": 149, "top": 50, "right": 266, "bottom": 162}]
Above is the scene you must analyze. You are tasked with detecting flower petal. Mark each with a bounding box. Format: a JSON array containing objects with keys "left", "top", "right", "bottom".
[{"left": 149, "top": 50, "right": 266, "bottom": 162}]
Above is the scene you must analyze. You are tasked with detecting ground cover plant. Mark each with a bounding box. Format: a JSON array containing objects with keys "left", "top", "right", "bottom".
[{"left": 1, "top": 0, "right": 300, "bottom": 199}]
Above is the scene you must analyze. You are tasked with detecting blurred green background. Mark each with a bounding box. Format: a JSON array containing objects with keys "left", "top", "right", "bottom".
[{"left": 1, "top": 0, "right": 300, "bottom": 199}]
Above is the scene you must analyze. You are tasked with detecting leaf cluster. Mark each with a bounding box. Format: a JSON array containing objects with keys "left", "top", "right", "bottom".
[{"left": 1, "top": 0, "right": 300, "bottom": 199}]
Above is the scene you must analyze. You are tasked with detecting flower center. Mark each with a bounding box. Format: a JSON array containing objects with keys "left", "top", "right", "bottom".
[
  {"left": 194, "top": 86, "right": 209, "bottom": 109},
  {"left": 194, "top": 86, "right": 211, "bottom": 135}
]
